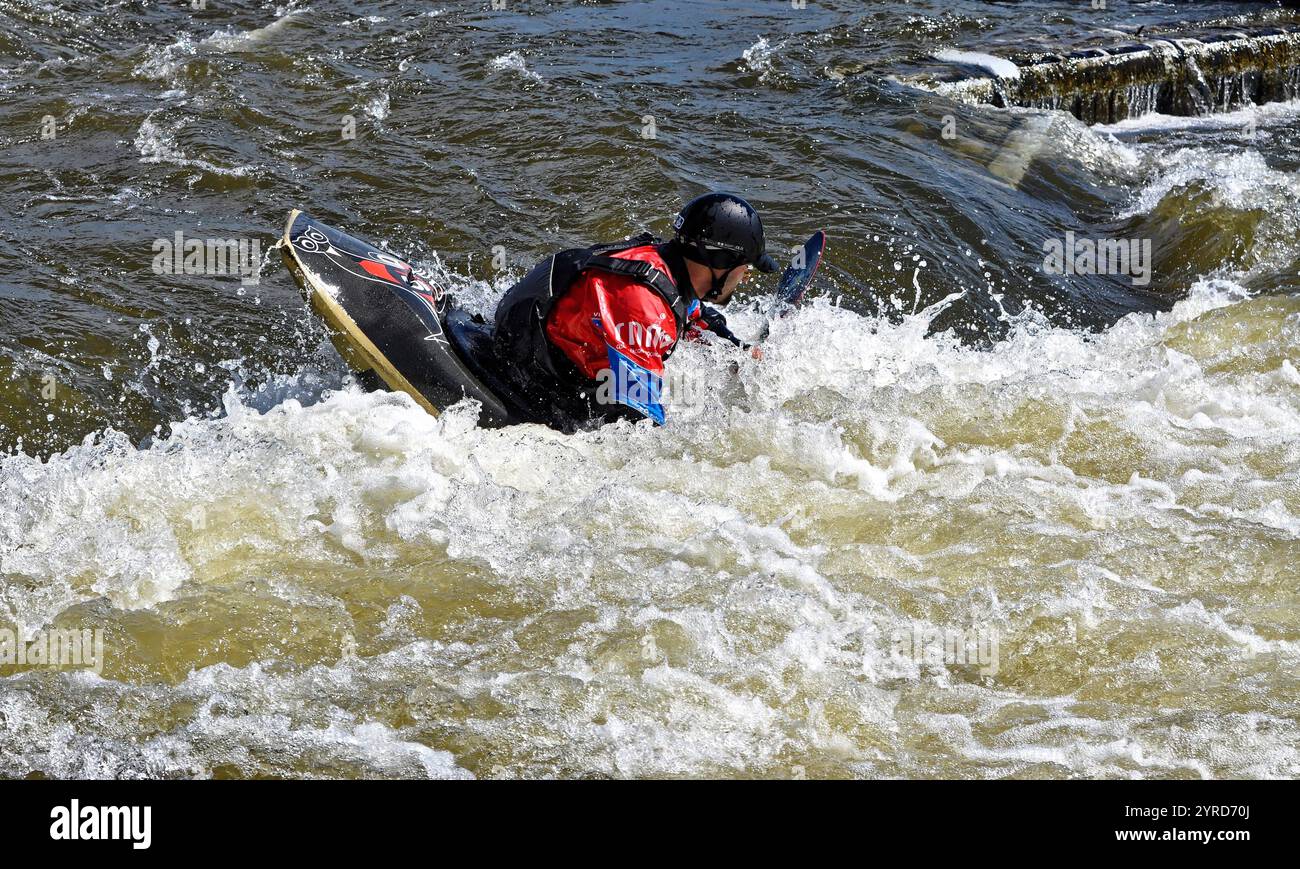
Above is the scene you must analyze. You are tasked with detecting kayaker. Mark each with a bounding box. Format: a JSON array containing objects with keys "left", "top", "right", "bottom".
[{"left": 492, "top": 192, "right": 777, "bottom": 430}]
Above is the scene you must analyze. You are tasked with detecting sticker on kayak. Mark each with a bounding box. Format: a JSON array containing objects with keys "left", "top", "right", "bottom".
[{"left": 291, "top": 219, "right": 448, "bottom": 342}]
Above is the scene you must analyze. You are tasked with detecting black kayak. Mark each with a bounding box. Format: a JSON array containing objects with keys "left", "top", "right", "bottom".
[{"left": 278, "top": 210, "right": 533, "bottom": 426}]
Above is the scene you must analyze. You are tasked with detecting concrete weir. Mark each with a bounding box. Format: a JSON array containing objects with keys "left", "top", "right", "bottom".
[{"left": 923, "top": 27, "right": 1300, "bottom": 124}]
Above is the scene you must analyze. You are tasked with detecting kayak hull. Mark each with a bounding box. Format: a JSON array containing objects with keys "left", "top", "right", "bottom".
[{"left": 279, "top": 210, "right": 527, "bottom": 426}]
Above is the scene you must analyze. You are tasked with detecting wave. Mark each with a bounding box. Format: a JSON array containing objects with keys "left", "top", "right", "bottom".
[
  {"left": 489, "top": 51, "right": 542, "bottom": 84},
  {"left": 3, "top": 285, "right": 1296, "bottom": 777},
  {"left": 133, "top": 113, "right": 255, "bottom": 177}
]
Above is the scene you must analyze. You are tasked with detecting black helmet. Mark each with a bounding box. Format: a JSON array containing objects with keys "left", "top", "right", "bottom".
[{"left": 673, "top": 192, "right": 778, "bottom": 273}]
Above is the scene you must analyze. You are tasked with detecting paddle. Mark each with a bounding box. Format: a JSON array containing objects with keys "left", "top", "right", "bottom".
[{"left": 757, "top": 230, "right": 826, "bottom": 342}]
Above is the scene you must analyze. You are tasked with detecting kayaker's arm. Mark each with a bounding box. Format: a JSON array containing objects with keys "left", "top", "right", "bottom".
[
  {"left": 693, "top": 304, "right": 764, "bottom": 359},
  {"left": 695, "top": 304, "right": 745, "bottom": 347}
]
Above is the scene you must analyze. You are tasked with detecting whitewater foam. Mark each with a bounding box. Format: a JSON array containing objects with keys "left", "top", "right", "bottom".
[
  {"left": 3, "top": 281, "right": 1296, "bottom": 778},
  {"left": 489, "top": 52, "right": 542, "bottom": 84},
  {"left": 934, "top": 50, "right": 1021, "bottom": 80},
  {"left": 133, "top": 114, "right": 254, "bottom": 177}
]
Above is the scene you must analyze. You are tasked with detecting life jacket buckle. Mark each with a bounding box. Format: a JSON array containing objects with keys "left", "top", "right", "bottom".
[{"left": 626, "top": 260, "right": 653, "bottom": 279}]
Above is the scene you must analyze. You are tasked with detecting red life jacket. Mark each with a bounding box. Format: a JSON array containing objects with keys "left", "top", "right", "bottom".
[{"left": 493, "top": 234, "right": 695, "bottom": 391}]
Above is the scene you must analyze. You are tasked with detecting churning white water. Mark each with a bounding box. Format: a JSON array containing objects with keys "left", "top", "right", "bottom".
[{"left": 3, "top": 278, "right": 1297, "bottom": 778}]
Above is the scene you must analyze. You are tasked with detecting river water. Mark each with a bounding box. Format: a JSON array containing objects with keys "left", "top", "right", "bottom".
[{"left": 1, "top": 0, "right": 1297, "bottom": 778}]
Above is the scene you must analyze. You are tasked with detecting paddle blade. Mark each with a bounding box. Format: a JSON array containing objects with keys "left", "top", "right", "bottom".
[{"left": 775, "top": 230, "right": 826, "bottom": 307}]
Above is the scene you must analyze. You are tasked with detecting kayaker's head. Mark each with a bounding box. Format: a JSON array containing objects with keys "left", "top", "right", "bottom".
[{"left": 672, "top": 192, "right": 777, "bottom": 305}]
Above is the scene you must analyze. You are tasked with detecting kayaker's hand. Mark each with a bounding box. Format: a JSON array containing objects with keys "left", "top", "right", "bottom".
[{"left": 750, "top": 345, "right": 764, "bottom": 361}]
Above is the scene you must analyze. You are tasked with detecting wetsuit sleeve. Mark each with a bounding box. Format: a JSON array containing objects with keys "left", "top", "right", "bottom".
[{"left": 691, "top": 304, "right": 747, "bottom": 348}]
